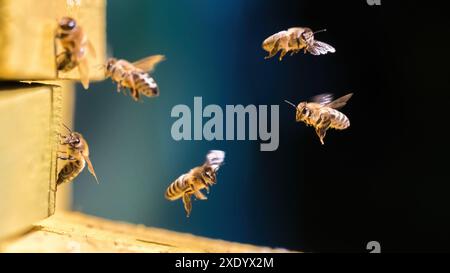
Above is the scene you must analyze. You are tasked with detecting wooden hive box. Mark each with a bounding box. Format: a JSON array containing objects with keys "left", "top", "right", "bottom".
[
  {"left": 0, "top": 83, "right": 61, "bottom": 239},
  {"left": 0, "top": 0, "right": 106, "bottom": 82},
  {"left": 0, "top": 0, "right": 106, "bottom": 240}
]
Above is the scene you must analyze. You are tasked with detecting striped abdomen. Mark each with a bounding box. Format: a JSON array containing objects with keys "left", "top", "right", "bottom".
[
  {"left": 330, "top": 109, "right": 350, "bottom": 130},
  {"left": 165, "top": 174, "right": 190, "bottom": 201},
  {"left": 57, "top": 159, "right": 85, "bottom": 186},
  {"left": 132, "top": 72, "right": 159, "bottom": 98}
]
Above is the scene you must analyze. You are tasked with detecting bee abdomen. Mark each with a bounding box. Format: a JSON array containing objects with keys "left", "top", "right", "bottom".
[
  {"left": 57, "top": 160, "right": 85, "bottom": 186},
  {"left": 134, "top": 73, "right": 159, "bottom": 97},
  {"left": 165, "top": 175, "right": 188, "bottom": 201},
  {"left": 332, "top": 111, "right": 350, "bottom": 130},
  {"left": 57, "top": 51, "right": 78, "bottom": 72}
]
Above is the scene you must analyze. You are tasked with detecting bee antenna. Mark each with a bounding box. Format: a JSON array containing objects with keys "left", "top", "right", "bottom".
[
  {"left": 62, "top": 123, "right": 73, "bottom": 133},
  {"left": 313, "top": 29, "right": 327, "bottom": 35},
  {"left": 95, "top": 63, "right": 106, "bottom": 72},
  {"left": 284, "top": 100, "right": 298, "bottom": 109}
]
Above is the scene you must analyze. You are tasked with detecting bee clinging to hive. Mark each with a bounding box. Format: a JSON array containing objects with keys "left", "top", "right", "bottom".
[
  {"left": 262, "top": 27, "right": 335, "bottom": 61},
  {"left": 165, "top": 150, "right": 225, "bottom": 217},
  {"left": 104, "top": 55, "right": 165, "bottom": 102},
  {"left": 285, "top": 93, "right": 353, "bottom": 145},
  {"left": 57, "top": 124, "right": 98, "bottom": 186},
  {"left": 55, "top": 16, "right": 96, "bottom": 89}
]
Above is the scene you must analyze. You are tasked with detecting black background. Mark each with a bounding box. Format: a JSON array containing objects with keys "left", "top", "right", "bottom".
[{"left": 263, "top": 0, "right": 450, "bottom": 252}]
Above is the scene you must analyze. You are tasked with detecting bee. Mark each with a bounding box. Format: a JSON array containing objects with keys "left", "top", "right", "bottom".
[
  {"left": 57, "top": 124, "right": 98, "bottom": 186},
  {"left": 105, "top": 55, "right": 165, "bottom": 102},
  {"left": 55, "top": 16, "right": 96, "bottom": 89},
  {"left": 285, "top": 93, "right": 353, "bottom": 145},
  {"left": 262, "top": 27, "right": 335, "bottom": 61},
  {"left": 165, "top": 150, "right": 225, "bottom": 217}
]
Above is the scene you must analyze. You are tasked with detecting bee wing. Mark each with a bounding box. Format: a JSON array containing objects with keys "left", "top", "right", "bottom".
[
  {"left": 287, "top": 27, "right": 302, "bottom": 33},
  {"left": 307, "top": 41, "right": 336, "bottom": 55},
  {"left": 325, "top": 93, "right": 353, "bottom": 109},
  {"left": 87, "top": 40, "right": 97, "bottom": 59},
  {"left": 205, "top": 150, "right": 225, "bottom": 171},
  {"left": 82, "top": 153, "right": 99, "bottom": 184},
  {"left": 78, "top": 58, "right": 90, "bottom": 89},
  {"left": 311, "top": 93, "right": 334, "bottom": 106},
  {"left": 315, "top": 41, "right": 336, "bottom": 53},
  {"left": 132, "top": 55, "right": 165, "bottom": 73}
]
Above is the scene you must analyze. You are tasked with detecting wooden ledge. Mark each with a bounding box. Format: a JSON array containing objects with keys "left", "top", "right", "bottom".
[{"left": 0, "top": 212, "right": 294, "bottom": 253}]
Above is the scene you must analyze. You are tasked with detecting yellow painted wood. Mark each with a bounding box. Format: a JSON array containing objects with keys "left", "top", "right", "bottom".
[
  {"left": 0, "top": 83, "right": 62, "bottom": 240},
  {"left": 0, "top": 0, "right": 106, "bottom": 82},
  {"left": 0, "top": 212, "right": 294, "bottom": 253},
  {"left": 56, "top": 81, "right": 75, "bottom": 212}
]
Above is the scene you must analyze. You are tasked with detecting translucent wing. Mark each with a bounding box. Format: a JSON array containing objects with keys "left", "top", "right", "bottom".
[
  {"left": 311, "top": 93, "right": 334, "bottom": 106},
  {"left": 315, "top": 41, "right": 336, "bottom": 53},
  {"left": 205, "top": 150, "right": 225, "bottom": 171},
  {"left": 132, "top": 55, "right": 165, "bottom": 73},
  {"left": 87, "top": 40, "right": 97, "bottom": 59},
  {"left": 325, "top": 93, "right": 353, "bottom": 109},
  {"left": 78, "top": 58, "right": 90, "bottom": 89},
  {"left": 82, "top": 153, "right": 99, "bottom": 184},
  {"left": 307, "top": 40, "right": 336, "bottom": 55}
]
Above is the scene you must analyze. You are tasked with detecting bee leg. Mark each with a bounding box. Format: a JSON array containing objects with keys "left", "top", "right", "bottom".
[
  {"left": 201, "top": 180, "right": 210, "bottom": 194},
  {"left": 315, "top": 114, "right": 331, "bottom": 145},
  {"left": 57, "top": 133, "right": 68, "bottom": 144},
  {"left": 128, "top": 74, "right": 140, "bottom": 101},
  {"left": 290, "top": 49, "right": 300, "bottom": 56},
  {"left": 56, "top": 51, "right": 71, "bottom": 72},
  {"left": 182, "top": 193, "right": 192, "bottom": 217},
  {"left": 193, "top": 190, "right": 208, "bottom": 201},
  {"left": 265, "top": 49, "right": 278, "bottom": 59},
  {"left": 57, "top": 155, "right": 76, "bottom": 161},
  {"left": 128, "top": 87, "right": 139, "bottom": 101},
  {"left": 134, "top": 90, "right": 141, "bottom": 102},
  {"left": 116, "top": 82, "right": 122, "bottom": 93},
  {"left": 279, "top": 49, "right": 288, "bottom": 61},
  {"left": 189, "top": 179, "right": 206, "bottom": 200},
  {"left": 265, "top": 39, "right": 281, "bottom": 60}
]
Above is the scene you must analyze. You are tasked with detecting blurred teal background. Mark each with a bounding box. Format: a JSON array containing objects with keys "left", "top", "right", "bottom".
[
  {"left": 72, "top": 0, "right": 450, "bottom": 252},
  {"left": 73, "top": 0, "right": 303, "bottom": 249}
]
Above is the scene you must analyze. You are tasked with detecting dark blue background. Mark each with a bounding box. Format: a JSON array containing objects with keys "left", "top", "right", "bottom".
[{"left": 72, "top": 1, "right": 450, "bottom": 252}]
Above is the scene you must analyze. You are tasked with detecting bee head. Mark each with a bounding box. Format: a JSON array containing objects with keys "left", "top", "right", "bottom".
[
  {"left": 65, "top": 132, "right": 85, "bottom": 150},
  {"left": 58, "top": 17, "right": 77, "bottom": 31},
  {"left": 105, "top": 58, "right": 117, "bottom": 76},
  {"left": 203, "top": 167, "right": 217, "bottom": 185},
  {"left": 296, "top": 102, "right": 310, "bottom": 122},
  {"left": 301, "top": 28, "right": 327, "bottom": 47},
  {"left": 56, "top": 17, "right": 77, "bottom": 39},
  {"left": 300, "top": 28, "right": 315, "bottom": 45}
]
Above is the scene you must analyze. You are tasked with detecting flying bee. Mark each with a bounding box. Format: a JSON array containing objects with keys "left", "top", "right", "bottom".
[
  {"left": 262, "top": 27, "right": 335, "bottom": 61},
  {"left": 55, "top": 16, "right": 96, "bottom": 89},
  {"left": 285, "top": 93, "right": 353, "bottom": 145},
  {"left": 104, "top": 55, "right": 165, "bottom": 102},
  {"left": 165, "top": 150, "right": 225, "bottom": 217},
  {"left": 57, "top": 124, "right": 98, "bottom": 186}
]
